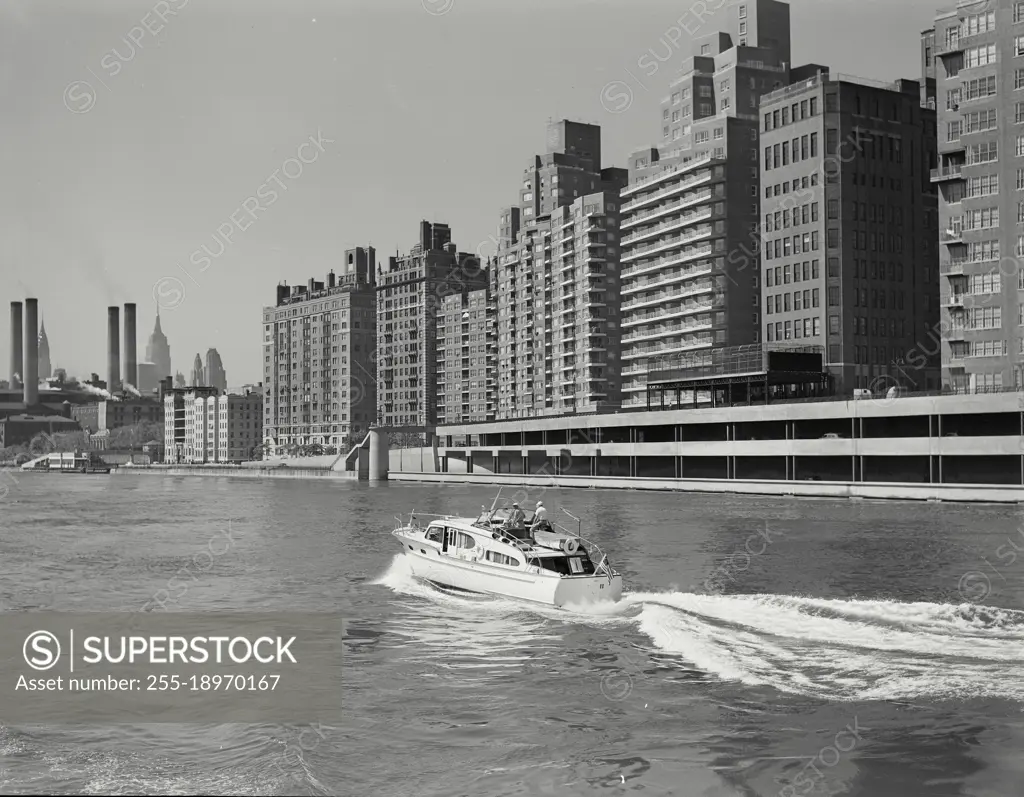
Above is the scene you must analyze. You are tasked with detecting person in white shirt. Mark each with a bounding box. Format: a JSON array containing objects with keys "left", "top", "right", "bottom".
[{"left": 531, "top": 501, "right": 551, "bottom": 533}]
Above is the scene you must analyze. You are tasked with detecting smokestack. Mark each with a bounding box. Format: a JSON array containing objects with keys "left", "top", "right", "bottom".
[
  {"left": 10, "top": 301, "right": 22, "bottom": 388},
  {"left": 23, "top": 298, "right": 38, "bottom": 408},
  {"left": 124, "top": 303, "right": 137, "bottom": 390},
  {"left": 108, "top": 306, "right": 120, "bottom": 394}
]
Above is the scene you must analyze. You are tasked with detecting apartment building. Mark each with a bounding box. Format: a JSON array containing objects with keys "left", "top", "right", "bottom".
[
  {"left": 376, "top": 221, "right": 488, "bottom": 427},
  {"left": 493, "top": 120, "right": 627, "bottom": 419},
  {"left": 759, "top": 72, "right": 940, "bottom": 393},
  {"left": 620, "top": 0, "right": 793, "bottom": 408},
  {"left": 262, "top": 248, "right": 377, "bottom": 454},
  {"left": 217, "top": 388, "right": 263, "bottom": 463},
  {"left": 161, "top": 386, "right": 218, "bottom": 463},
  {"left": 436, "top": 266, "right": 497, "bottom": 425},
  {"left": 927, "top": 0, "right": 1024, "bottom": 390}
]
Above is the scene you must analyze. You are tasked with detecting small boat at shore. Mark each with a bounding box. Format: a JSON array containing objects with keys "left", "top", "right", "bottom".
[{"left": 392, "top": 494, "right": 623, "bottom": 607}]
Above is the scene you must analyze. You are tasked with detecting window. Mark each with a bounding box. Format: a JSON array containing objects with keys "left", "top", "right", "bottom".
[
  {"left": 967, "top": 141, "right": 998, "bottom": 164},
  {"left": 739, "top": 4, "right": 747, "bottom": 18},
  {"left": 963, "top": 75, "right": 997, "bottom": 101},
  {"left": 739, "top": 21, "right": 747, "bottom": 34},
  {"left": 963, "top": 109, "right": 997, "bottom": 133},
  {"left": 1017, "top": 36, "right": 1024, "bottom": 57},
  {"left": 965, "top": 44, "right": 997, "bottom": 68},
  {"left": 1015, "top": 2, "right": 1024, "bottom": 23}
]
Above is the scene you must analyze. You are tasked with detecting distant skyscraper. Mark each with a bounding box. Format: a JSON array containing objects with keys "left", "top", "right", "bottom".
[
  {"left": 174, "top": 372, "right": 186, "bottom": 388},
  {"left": 145, "top": 310, "right": 172, "bottom": 380},
  {"left": 190, "top": 354, "right": 204, "bottom": 387},
  {"left": 204, "top": 348, "right": 227, "bottom": 391},
  {"left": 38, "top": 317, "right": 51, "bottom": 379}
]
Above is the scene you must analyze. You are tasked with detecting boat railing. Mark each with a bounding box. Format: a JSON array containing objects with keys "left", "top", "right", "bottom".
[
  {"left": 548, "top": 519, "right": 617, "bottom": 579},
  {"left": 392, "top": 512, "right": 458, "bottom": 531}
]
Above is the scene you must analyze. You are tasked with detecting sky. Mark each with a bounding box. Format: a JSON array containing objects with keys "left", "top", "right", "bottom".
[{"left": 0, "top": 0, "right": 942, "bottom": 384}]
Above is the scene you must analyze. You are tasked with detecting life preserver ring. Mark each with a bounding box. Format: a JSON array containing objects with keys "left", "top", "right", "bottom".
[{"left": 562, "top": 538, "right": 579, "bottom": 554}]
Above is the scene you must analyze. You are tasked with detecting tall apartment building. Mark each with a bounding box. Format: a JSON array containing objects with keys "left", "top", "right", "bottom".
[
  {"left": 620, "top": 0, "right": 793, "bottom": 408},
  {"left": 376, "top": 221, "right": 488, "bottom": 427},
  {"left": 927, "top": 1, "right": 1024, "bottom": 390},
  {"left": 436, "top": 262, "right": 497, "bottom": 425},
  {"left": 262, "top": 248, "right": 377, "bottom": 453},
  {"left": 493, "top": 120, "right": 627, "bottom": 418},
  {"left": 759, "top": 72, "right": 940, "bottom": 393}
]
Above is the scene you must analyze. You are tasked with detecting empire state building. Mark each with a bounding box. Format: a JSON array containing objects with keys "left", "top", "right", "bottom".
[{"left": 145, "top": 310, "right": 172, "bottom": 380}]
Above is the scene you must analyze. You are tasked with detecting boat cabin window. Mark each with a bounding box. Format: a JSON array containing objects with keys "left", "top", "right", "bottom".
[
  {"left": 451, "top": 530, "right": 475, "bottom": 549},
  {"left": 485, "top": 551, "right": 520, "bottom": 567},
  {"left": 425, "top": 526, "right": 443, "bottom": 543}
]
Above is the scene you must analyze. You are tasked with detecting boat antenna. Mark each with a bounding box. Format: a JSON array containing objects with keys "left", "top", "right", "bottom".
[
  {"left": 490, "top": 488, "right": 503, "bottom": 513},
  {"left": 562, "top": 508, "right": 582, "bottom": 538}
]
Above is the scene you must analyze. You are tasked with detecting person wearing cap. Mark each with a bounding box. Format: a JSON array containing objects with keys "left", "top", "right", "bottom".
[
  {"left": 504, "top": 502, "right": 526, "bottom": 530},
  {"left": 531, "top": 500, "right": 551, "bottom": 533}
]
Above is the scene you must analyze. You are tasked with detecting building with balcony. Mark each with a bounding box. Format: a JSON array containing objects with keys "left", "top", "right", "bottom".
[
  {"left": 493, "top": 120, "right": 627, "bottom": 419},
  {"left": 376, "top": 221, "right": 488, "bottom": 428},
  {"left": 926, "top": 0, "right": 1024, "bottom": 391},
  {"left": 436, "top": 266, "right": 497, "bottom": 425},
  {"left": 759, "top": 71, "right": 940, "bottom": 394},
  {"left": 262, "top": 249, "right": 377, "bottom": 454},
  {"left": 620, "top": 0, "right": 795, "bottom": 408}
]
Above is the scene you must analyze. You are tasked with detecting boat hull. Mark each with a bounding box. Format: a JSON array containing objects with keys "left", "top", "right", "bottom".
[{"left": 395, "top": 532, "right": 622, "bottom": 607}]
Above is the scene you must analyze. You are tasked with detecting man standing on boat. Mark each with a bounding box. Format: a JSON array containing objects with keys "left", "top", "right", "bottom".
[{"left": 504, "top": 502, "right": 526, "bottom": 530}]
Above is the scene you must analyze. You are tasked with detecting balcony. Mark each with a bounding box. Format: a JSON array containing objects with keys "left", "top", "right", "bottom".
[
  {"left": 622, "top": 281, "right": 715, "bottom": 315},
  {"left": 942, "top": 260, "right": 966, "bottom": 276},
  {"left": 622, "top": 318, "right": 715, "bottom": 345},
  {"left": 931, "top": 164, "right": 963, "bottom": 183},
  {"left": 621, "top": 152, "right": 715, "bottom": 199},
  {"left": 943, "top": 294, "right": 965, "bottom": 308},
  {"left": 622, "top": 229, "right": 715, "bottom": 264},
  {"left": 622, "top": 205, "right": 714, "bottom": 247},
  {"left": 941, "top": 228, "right": 964, "bottom": 244},
  {"left": 622, "top": 248, "right": 715, "bottom": 284}
]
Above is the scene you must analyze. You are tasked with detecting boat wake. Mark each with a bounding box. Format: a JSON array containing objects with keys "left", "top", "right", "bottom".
[
  {"left": 373, "top": 556, "right": 1024, "bottom": 702},
  {"left": 626, "top": 590, "right": 1024, "bottom": 703}
]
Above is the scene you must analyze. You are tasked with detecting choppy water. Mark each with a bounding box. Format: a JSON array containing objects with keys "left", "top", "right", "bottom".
[{"left": 2, "top": 474, "right": 1024, "bottom": 795}]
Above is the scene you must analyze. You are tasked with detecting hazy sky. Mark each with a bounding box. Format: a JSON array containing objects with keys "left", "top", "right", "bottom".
[{"left": 0, "top": 0, "right": 940, "bottom": 384}]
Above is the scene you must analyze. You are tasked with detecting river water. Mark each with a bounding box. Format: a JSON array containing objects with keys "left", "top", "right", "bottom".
[{"left": 1, "top": 474, "right": 1023, "bottom": 796}]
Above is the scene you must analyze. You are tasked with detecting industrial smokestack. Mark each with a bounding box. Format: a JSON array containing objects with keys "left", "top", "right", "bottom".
[
  {"left": 108, "top": 306, "right": 121, "bottom": 394},
  {"left": 124, "top": 302, "right": 137, "bottom": 390},
  {"left": 10, "top": 301, "right": 22, "bottom": 388},
  {"left": 23, "top": 298, "right": 38, "bottom": 408}
]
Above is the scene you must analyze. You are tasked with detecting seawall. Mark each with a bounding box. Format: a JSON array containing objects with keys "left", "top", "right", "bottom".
[
  {"left": 387, "top": 470, "right": 1024, "bottom": 504},
  {"left": 112, "top": 465, "right": 353, "bottom": 481},
  {"left": 110, "top": 464, "right": 1024, "bottom": 503}
]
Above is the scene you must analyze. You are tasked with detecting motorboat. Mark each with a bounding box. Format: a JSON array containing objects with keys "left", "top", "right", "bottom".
[{"left": 391, "top": 495, "right": 623, "bottom": 607}]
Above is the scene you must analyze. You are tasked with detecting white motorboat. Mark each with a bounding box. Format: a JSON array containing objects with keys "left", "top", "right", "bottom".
[{"left": 391, "top": 497, "right": 623, "bottom": 607}]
